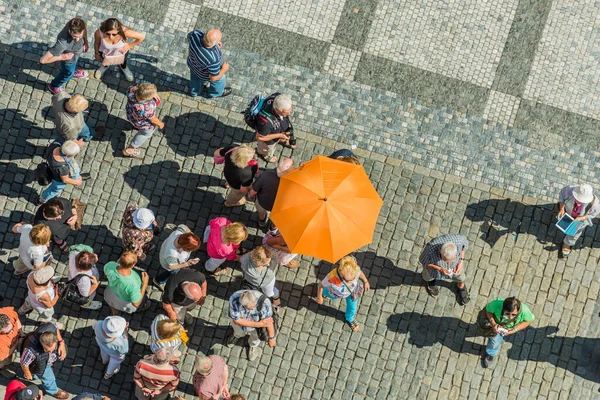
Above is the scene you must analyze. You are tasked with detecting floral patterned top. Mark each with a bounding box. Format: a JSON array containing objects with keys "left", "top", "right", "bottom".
[
  {"left": 126, "top": 86, "right": 158, "bottom": 130},
  {"left": 122, "top": 204, "right": 154, "bottom": 256}
]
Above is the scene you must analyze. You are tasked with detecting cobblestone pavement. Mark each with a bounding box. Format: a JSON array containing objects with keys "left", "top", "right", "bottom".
[{"left": 0, "top": 0, "right": 600, "bottom": 399}]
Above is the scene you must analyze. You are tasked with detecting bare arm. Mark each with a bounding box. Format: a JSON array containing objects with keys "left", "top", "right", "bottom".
[
  {"left": 162, "top": 303, "right": 178, "bottom": 321},
  {"left": 40, "top": 51, "right": 73, "bottom": 64},
  {"left": 209, "top": 61, "right": 229, "bottom": 81},
  {"left": 123, "top": 28, "right": 146, "bottom": 50},
  {"left": 256, "top": 132, "right": 288, "bottom": 142}
]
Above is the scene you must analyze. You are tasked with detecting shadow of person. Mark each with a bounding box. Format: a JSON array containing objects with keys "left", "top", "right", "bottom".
[
  {"left": 0, "top": 162, "right": 40, "bottom": 204},
  {"left": 0, "top": 108, "right": 54, "bottom": 160}
]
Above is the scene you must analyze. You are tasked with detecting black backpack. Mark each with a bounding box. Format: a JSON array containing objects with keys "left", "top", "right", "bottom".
[
  {"left": 57, "top": 274, "right": 91, "bottom": 305},
  {"left": 256, "top": 294, "right": 280, "bottom": 341},
  {"left": 243, "top": 93, "right": 279, "bottom": 130},
  {"left": 35, "top": 162, "right": 53, "bottom": 186}
]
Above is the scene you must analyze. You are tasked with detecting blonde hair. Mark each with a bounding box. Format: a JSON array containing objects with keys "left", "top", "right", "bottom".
[
  {"left": 136, "top": 83, "right": 158, "bottom": 101},
  {"left": 250, "top": 246, "right": 271, "bottom": 266},
  {"left": 337, "top": 255, "right": 360, "bottom": 280},
  {"left": 157, "top": 319, "right": 182, "bottom": 339},
  {"left": 231, "top": 145, "right": 255, "bottom": 169},
  {"left": 67, "top": 94, "right": 89, "bottom": 113},
  {"left": 222, "top": 222, "right": 248, "bottom": 245},
  {"left": 118, "top": 251, "right": 138, "bottom": 269},
  {"left": 30, "top": 224, "right": 52, "bottom": 245}
]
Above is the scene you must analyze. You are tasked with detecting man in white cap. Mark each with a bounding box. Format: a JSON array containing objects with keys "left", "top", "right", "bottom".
[
  {"left": 18, "top": 266, "right": 60, "bottom": 324},
  {"left": 122, "top": 204, "right": 159, "bottom": 261},
  {"left": 93, "top": 316, "right": 129, "bottom": 380},
  {"left": 558, "top": 183, "right": 600, "bottom": 256}
]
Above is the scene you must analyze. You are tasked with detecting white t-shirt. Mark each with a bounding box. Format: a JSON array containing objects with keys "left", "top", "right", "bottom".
[
  {"left": 17, "top": 225, "right": 50, "bottom": 269},
  {"left": 68, "top": 250, "right": 99, "bottom": 297},
  {"left": 159, "top": 230, "right": 190, "bottom": 270}
]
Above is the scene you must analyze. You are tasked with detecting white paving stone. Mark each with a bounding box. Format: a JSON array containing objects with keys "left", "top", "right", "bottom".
[
  {"left": 483, "top": 90, "right": 520, "bottom": 126},
  {"left": 162, "top": 0, "right": 202, "bottom": 32},
  {"left": 323, "top": 44, "right": 362, "bottom": 80},
  {"left": 205, "top": 0, "right": 346, "bottom": 42},
  {"left": 364, "top": 0, "right": 518, "bottom": 87},
  {"left": 524, "top": 0, "right": 600, "bottom": 119}
]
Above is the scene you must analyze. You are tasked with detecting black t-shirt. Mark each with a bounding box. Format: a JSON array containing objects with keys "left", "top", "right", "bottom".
[
  {"left": 34, "top": 197, "right": 73, "bottom": 242},
  {"left": 255, "top": 96, "right": 292, "bottom": 145},
  {"left": 219, "top": 146, "right": 258, "bottom": 189},
  {"left": 47, "top": 142, "right": 70, "bottom": 179},
  {"left": 251, "top": 168, "right": 280, "bottom": 211},
  {"left": 162, "top": 268, "right": 206, "bottom": 306}
]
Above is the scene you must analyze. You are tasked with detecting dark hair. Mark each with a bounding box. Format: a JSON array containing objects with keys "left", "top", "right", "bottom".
[
  {"left": 0, "top": 314, "right": 10, "bottom": 331},
  {"left": 68, "top": 17, "right": 86, "bottom": 34},
  {"left": 76, "top": 251, "right": 95, "bottom": 271},
  {"left": 502, "top": 297, "right": 521, "bottom": 314},
  {"left": 39, "top": 332, "right": 58, "bottom": 348},
  {"left": 42, "top": 199, "right": 65, "bottom": 219},
  {"left": 100, "top": 18, "right": 127, "bottom": 41}
]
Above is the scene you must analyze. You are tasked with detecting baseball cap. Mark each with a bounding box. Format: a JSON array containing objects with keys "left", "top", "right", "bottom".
[{"left": 14, "top": 385, "right": 41, "bottom": 400}]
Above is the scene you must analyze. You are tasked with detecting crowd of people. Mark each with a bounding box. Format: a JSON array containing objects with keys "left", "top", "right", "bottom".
[{"left": 1, "top": 14, "right": 596, "bottom": 400}]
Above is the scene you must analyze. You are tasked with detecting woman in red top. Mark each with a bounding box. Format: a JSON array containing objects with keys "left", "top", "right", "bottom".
[{"left": 203, "top": 218, "right": 248, "bottom": 275}]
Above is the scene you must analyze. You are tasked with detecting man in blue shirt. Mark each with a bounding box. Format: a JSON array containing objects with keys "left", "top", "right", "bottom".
[{"left": 187, "top": 29, "right": 231, "bottom": 98}]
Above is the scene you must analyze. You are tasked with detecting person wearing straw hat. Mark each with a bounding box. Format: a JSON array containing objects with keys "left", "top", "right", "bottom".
[
  {"left": 93, "top": 316, "right": 129, "bottom": 380},
  {"left": 558, "top": 183, "right": 600, "bottom": 256},
  {"left": 17, "top": 267, "right": 60, "bottom": 324},
  {"left": 121, "top": 204, "right": 160, "bottom": 261}
]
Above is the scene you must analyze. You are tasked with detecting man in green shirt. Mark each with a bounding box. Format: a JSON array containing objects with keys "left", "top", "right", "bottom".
[{"left": 483, "top": 297, "right": 534, "bottom": 367}]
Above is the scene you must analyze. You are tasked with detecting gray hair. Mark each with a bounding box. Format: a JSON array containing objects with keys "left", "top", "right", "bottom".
[
  {"left": 276, "top": 157, "right": 294, "bottom": 177},
  {"left": 204, "top": 29, "right": 222, "bottom": 47},
  {"left": 440, "top": 243, "right": 457, "bottom": 260},
  {"left": 239, "top": 291, "right": 257, "bottom": 309},
  {"left": 154, "top": 347, "right": 173, "bottom": 364},
  {"left": 61, "top": 140, "right": 81, "bottom": 156},
  {"left": 273, "top": 94, "right": 292, "bottom": 112},
  {"left": 194, "top": 354, "right": 213, "bottom": 375}
]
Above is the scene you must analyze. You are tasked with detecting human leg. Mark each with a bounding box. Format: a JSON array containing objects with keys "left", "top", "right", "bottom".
[
  {"left": 77, "top": 123, "right": 95, "bottom": 142},
  {"left": 255, "top": 200, "right": 269, "bottom": 224},
  {"left": 563, "top": 227, "right": 584, "bottom": 253},
  {"left": 344, "top": 295, "right": 359, "bottom": 323},
  {"left": 105, "top": 353, "right": 125, "bottom": 377},
  {"left": 204, "top": 75, "right": 226, "bottom": 98},
  {"left": 40, "top": 179, "right": 67, "bottom": 202},
  {"left": 36, "top": 364, "right": 59, "bottom": 395},
  {"left": 17, "top": 297, "right": 33, "bottom": 315},
  {"left": 135, "top": 385, "right": 150, "bottom": 400},
  {"left": 247, "top": 328, "right": 260, "bottom": 348},
  {"left": 12, "top": 257, "right": 31, "bottom": 275},
  {"left": 205, "top": 257, "right": 226, "bottom": 272},
  {"left": 50, "top": 61, "right": 77, "bottom": 88},
  {"left": 225, "top": 188, "right": 246, "bottom": 206},
  {"left": 99, "top": 347, "right": 110, "bottom": 364},
  {"left": 37, "top": 307, "right": 55, "bottom": 322},
  {"left": 129, "top": 127, "right": 156, "bottom": 149},
  {"left": 485, "top": 333, "right": 504, "bottom": 356},
  {"left": 189, "top": 72, "right": 204, "bottom": 97}
]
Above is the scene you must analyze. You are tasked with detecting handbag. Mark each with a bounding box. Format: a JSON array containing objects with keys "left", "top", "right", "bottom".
[
  {"left": 35, "top": 162, "right": 53, "bottom": 186},
  {"left": 476, "top": 308, "right": 497, "bottom": 338},
  {"left": 337, "top": 269, "right": 364, "bottom": 301},
  {"left": 214, "top": 146, "right": 238, "bottom": 164},
  {"left": 57, "top": 274, "right": 91, "bottom": 305},
  {"left": 102, "top": 54, "right": 125, "bottom": 66}
]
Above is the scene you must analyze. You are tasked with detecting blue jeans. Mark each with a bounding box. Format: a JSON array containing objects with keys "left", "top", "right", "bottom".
[
  {"left": 189, "top": 72, "right": 226, "bottom": 98},
  {"left": 50, "top": 60, "right": 78, "bottom": 88},
  {"left": 78, "top": 123, "right": 95, "bottom": 142},
  {"left": 486, "top": 333, "right": 505, "bottom": 356},
  {"left": 41, "top": 171, "right": 80, "bottom": 202},
  {"left": 34, "top": 364, "right": 59, "bottom": 395},
  {"left": 323, "top": 287, "right": 358, "bottom": 323}
]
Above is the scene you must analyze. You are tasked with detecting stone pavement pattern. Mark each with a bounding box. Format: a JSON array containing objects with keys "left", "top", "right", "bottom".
[{"left": 0, "top": 0, "right": 599, "bottom": 399}]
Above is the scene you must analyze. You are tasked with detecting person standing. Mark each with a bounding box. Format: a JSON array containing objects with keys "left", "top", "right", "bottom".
[
  {"left": 161, "top": 269, "right": 207, "bottom": 325},
  {"left": 419, "top": 234, "right": 471, "bottom": 305},
  {"left": 40, "top": 18, "right": 89, "bottom": 94},
  {"left": 121, "top": 204, "right": 159, "bottom": 261},
  {"left": 93, "top": 18, "right": 145, "bottom": 81},
  {"left": 40, "top": 140, "right": 91, "bottom": 203},
  {"left": 193, "top": 354, "right": 229, "bottom": 400},
  {"left": 11, "top": 223, "right": 52, "bottom": 276},
  {"left": 204, "top": 218, "right": 248, "bottom": 275},
  {"left": 239, "top": 246, "right": 280, "bottom": 309},
  {"left": 248, "top": 158, "right": 294, "bottom": 227},
  {"left": 93, "top": 316, "right": 129, "bottom": 379},
  {"left": 18, "top": 267, "right": 60, "bottom": 324},
  {"left": 51, "top": 93, "right": 98, "bottom": 142},
  {"left": 149, "top": 315, "right": 184, "bottom": 359},
  {"left": 33, "top": 198, "right": 78, "bottom": 254},
  {"left": 253, "top": 94, "right": 296, "bottom": 163},
  {"left": 212, "top": 145, "right": 258, "bottom": 207},
  {"left": 154, "top": 225, "right": 201, "bottom": 289},
  {"left": 481, "top": 297, "right": 534, "bottom": 367},
  {"left": 0, "top": 307, "right": 22, "bottom": 370},
  {"left": 20, "top": 322, "right": 69, "bottom": 399},
  {"left": 122, "top": 84, "right": 164, "bottom": 158},
  {"left": 104, "top": 252, "right": 150, "bottom": 314},
  {"left": 187, "top": 29, "right": 231, "bottom": 98},
  {"left": 133, "top": 348, "right": 180, "bottom": 400},
  {"left": 67, "top": 244, "right": 102, "bottom": 310},
  {"left": 558, "top": 183, "right": 600, "bottom": 256}
]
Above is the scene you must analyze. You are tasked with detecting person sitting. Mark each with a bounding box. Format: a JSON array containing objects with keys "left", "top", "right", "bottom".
[
  {"left": 203, "top": 218, "right": 248, "bottom": 275},
  {"left": 121, "top": 204, "right": 159, "bottom": 262},
  {"left": 239, "top": 246, "right": 280, "bottom": 309},
  {"left": 104, "top": 252, "right": 149, "bottom": 314},
  {"left": 18, "top": 267, "right": 60, "bottom": 324},
  {"left": 11, "top": 223, "right": 52, "bottom": 276},
  {"left": 67, "top": 244, "right": 102, "bottom": 310},
  {"left": 34, "top": 197, "right": 79, "bottom": 254}
]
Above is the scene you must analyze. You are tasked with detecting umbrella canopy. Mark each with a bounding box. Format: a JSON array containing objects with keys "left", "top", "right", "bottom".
[{"left": 270, "top": 155, "right": 383, "bottom": 263}]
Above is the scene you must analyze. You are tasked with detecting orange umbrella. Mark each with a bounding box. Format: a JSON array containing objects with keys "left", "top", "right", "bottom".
[{"left": 270, "top": 155, "right": 383, "bottom": 263}]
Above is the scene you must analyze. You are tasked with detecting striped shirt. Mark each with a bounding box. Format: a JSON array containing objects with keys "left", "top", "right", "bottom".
[
  {"left": 150, "top": 314, "right": 183, "bottom": 354},
  {"left": 134, "top": 355, "right": 180, "bottom": 391},
  {"left": 187, "top": 30, "right": 222, "bottom": 80},
  {"left": 419, "top": 234, "right": 468, "bottom": 279},
  {"left": 193, "top": 355, "right": 227, "bottom": 400},
  {"left": 229, "top": 290, "right": 273, "bottom": 332}
]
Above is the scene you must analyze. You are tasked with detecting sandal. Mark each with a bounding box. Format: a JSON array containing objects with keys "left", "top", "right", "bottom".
[
  {"left": 55, "top": 240, "right": 69, "bottom": 254},
  {"left": 346, "top": 320, "right": 360, "bottom": 332},
  {"left": 104, "top": 368, "right": 119, "bottom": 380},
  {"left": 122, "top": 148, "right": 141, "bottom": 158},
  {"left": 285, "top": 259, "right": 300, "bottom": 269}
]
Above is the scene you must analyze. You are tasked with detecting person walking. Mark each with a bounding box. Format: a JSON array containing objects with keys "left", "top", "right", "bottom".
[
  {"left": 122, "top": 84, "right": 164, "bottom": 158},
  {"left": 154, "top": 224, "right": 201, "bottom": 289},
  {"left": 315, "top": 255, "right": 370, "bottom": 332},
  {"left": 227, "top": 290, "right": 276, "bottom": 361},
  {"left": 481, "top": 297, "right": 534, "bottom": 368},
  {"left": 33, "top": 198, "right": 78, "bottom": 254},
  {"left": 40, "top": 140, "right": 90, "bottom": 203},
  {"left": 93, "top": 18, "right": 145, "bottom": 81},
  {"left": 11, "top": 223, "right": 52, "bottom": 276},
  {"left": 40, "top": 18, "right": 89, "bottom": 94},
  {"left": 20, "top": 322, "right": 69, "bottom": 399},
  {"left": 93, "top": 316, "right": 129, "bottom": 379},
  {"left": 193, "top": 354, "right": 230, "bottom": 400},
  {"left": 51, "top": 93, "right": 99, "bottom": 142},
  {"left": 18, "top": 267, "right": 60, "bottom": 324},
  {"left": 121, "top": 204, "right": 159, "bottom": 261},
  {"left": 0, "top": 307, "right": 22, "bottom": 370},
  {"left": 558, "top": 183, "right": 600, "bottom": 256},
  {"left": 104, "top": 252, "right": 150, "bottom": 314},
  {"left": 187, "top": 28, "right": 231, "bottom": 98},
  {"left": 248, "top": 158, "right": 294, "bottom": 227},
  {"left": 253, "top": 94, "right": 295, "bottom": 163},
  {"left": 239, "top": 246, "right": 280, "bottom": 309},
  {"left": 161, "top": 269, "right": 207, "bottom": 325},
  {"left": 213, "top": 145, "right": 258, "bottom": 207},
  {"left": 133, "top": 348, "right": 180, "bottom": 400},
  {"left": 204, "top": 217, "right": 248, "bottom": 275},
  {"left": 419, "top": 233, "right": 471, "bottom": 305},
  {"left": 66, "top": 244, "right": 102, "bottom": 310}
]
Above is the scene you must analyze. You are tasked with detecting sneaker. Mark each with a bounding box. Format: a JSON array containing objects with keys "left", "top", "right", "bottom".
[
  {"left": 153, "top": 277, "right": 165, "bottom": 291},
  {"left": 457, "top": 285, "right": 471, "bottom": 305},
  {"left": 184, "top": 313, "right": 195, "bottom": 325},
  {"left": 47, "top": 84, "right": 64, "bottom": 94},
  {"left": 483, "top": 354, "right": 495, "bottom": 368},
  {"left": 425, "top": 281, "right": 440, "bottom": 298},
  {"left": 220, "top": 87, "right": 232, "bottom": 97},
  {"left": 120, "top": 66, "right": 134, "bottom": 82},
  {"left": 17, "top": 304, "right": 32, "bottom": 315},
  {"left": 94, "top": 66, "right": 109, "bottom": 79},
  {"left": 81, "top": 300, "right": 103, "bottom": 310},
  {"left": 248, "top": 345, "right": 261, "bottom": 361},
  {"left": 226, "top": 334, "right": 242, "bottom": 348},
  {"left": 224, "top": 198, "right": 246, "bottom": 208},
  {"left": 80, "top": 172, "right": 92, "bottom": 181},
  {"left": 73, "top": 69, "right": 89, "bottom": 79}
]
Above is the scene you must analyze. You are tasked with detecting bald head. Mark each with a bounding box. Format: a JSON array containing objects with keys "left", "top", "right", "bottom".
[
  {"left": 182, "top": 282, "right": 203, "bottom": 302},
  {"left": 203, "top": 29, "right": 222, "bottom": 47}
]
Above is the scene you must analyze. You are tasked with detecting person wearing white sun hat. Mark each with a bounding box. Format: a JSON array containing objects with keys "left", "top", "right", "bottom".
[
  {"left": 121, "top": 204, "right": 160, "bottom": 261},
  {"left": 558, "top": 183, "right": 600, "bottom": 255},
  {"left": 93, "top": 316, "right": 129, "bottom": 380}
]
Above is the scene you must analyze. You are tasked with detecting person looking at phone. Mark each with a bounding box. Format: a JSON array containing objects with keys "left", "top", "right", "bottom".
[
  {"left": 162, "top": 269, "right": 207, "bottom": 326},
  {"left": 153, "top": 225, "right": 201, "bottom": 290},
  {"left": 557, "top": 183, "right": 600, "bottom": 256}
]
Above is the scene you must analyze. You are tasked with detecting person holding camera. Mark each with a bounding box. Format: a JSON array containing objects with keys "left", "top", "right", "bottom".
[{"left": 254, "top": 93, "right": 296, "bottom": 164}]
